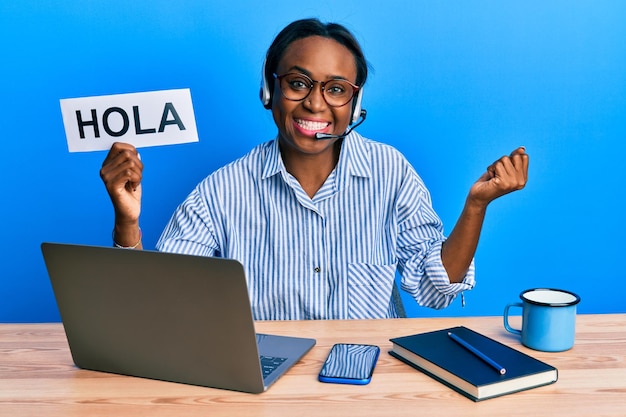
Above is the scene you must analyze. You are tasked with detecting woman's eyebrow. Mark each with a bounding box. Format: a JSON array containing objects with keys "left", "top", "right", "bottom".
[{"left": 283, "top": 65, "right": 350, "bottom": 81}]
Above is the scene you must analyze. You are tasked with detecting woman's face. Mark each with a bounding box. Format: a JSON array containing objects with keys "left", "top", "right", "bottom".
[{"left": 271, "top": 35, "right": 358, "bottom": 157}]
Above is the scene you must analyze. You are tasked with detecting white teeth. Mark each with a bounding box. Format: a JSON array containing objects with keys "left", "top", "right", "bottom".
[{"left": 296, "top": 119, "right": 329, "bottom": 131}]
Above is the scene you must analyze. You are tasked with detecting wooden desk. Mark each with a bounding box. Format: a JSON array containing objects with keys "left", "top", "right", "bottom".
[{"left": 1, "top": 315, "right": 624, "bottom": 417}]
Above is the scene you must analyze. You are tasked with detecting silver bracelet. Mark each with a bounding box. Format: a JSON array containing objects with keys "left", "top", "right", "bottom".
[{"left": 113, "top": 227, "right": 142, "bottom": 249}]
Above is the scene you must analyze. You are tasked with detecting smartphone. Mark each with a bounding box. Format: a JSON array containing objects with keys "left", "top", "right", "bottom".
[{"left": 318, "top": 343, "right": 380, "bottom": 385}]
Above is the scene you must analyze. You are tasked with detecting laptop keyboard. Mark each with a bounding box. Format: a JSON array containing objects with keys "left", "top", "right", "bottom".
[{"left": 260, "top": 355, "right": 287, "bottom": 379}]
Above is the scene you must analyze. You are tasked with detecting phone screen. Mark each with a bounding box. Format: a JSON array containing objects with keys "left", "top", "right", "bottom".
[{"left": 318, "top": 343, "right": 380, "bottom": 385}]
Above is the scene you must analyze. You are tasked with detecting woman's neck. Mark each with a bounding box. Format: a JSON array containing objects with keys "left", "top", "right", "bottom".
[{"left": 280, "top": 139, "right": 343, "bottom": 198}]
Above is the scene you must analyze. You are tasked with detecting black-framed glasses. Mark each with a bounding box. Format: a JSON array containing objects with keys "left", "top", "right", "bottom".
[{"left": 273, "top": 72, "right": 360, "bottom": 107}]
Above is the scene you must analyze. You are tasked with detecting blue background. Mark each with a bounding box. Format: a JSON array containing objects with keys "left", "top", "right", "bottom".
[{"left": 1, "top": 1, "right": 624, "bottom": 322}]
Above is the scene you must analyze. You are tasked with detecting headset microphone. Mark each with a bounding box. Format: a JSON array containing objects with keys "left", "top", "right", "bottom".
[{"left": 314, "top": 109, "right": 367, "bottom": 140}]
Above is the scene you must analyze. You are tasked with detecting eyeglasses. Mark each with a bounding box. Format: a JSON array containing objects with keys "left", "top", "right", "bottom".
[{"left": 273, "top": 72, "right": 360, "bottom": 107}]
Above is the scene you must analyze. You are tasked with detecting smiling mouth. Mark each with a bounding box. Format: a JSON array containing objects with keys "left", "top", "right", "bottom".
[{"left": 295, "top": 119, "right": 330, "bottom": 132}]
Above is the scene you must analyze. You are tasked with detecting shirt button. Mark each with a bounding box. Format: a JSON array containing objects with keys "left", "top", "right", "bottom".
[{"left": 314, "top": 267, "right": 321, "bottom": 273}]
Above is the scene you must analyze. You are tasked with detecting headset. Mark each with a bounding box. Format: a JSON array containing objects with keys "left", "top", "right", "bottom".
[{"left": 259, "top": 58, "right": 364, "bottom": 126}]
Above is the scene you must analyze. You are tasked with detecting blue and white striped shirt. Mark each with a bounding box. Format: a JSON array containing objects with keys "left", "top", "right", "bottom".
[{"left": 156, "top": 132, "right": 474, "bottom": 320}]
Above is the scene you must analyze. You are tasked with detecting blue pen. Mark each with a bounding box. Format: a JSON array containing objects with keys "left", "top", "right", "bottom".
[{"left": 448, "top": 332, "right": 507, "bottom": 375}]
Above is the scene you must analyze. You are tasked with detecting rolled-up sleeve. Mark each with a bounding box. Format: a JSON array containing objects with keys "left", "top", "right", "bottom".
[
  {"left": 395, "top": 173, "right": 475, "bottom": 309},
  {"left": 412, "top": 240, "right": 475, "bottom": 308},
  {"left": 156, "top": 185, "right": 220, "bottom": 257}
]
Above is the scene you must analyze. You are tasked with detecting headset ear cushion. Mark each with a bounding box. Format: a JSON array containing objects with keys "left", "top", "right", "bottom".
[
  {"left": 260, "top": 86, "right": 270, "bottom": 109},
  {"left": 351, "top": 88, "right": 364, "bottom": 124},
  {"left": 260, "top": 78, "right": 271, "bottom": 108},
  {"left": 260, "top": 58, "right": 271, "bottom": 109}
]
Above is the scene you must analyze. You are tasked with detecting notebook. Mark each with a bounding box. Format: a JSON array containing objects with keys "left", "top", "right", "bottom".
[
  {"left": 41, "top": 242, "right": 316, "bottom": 393},
  {"left": 390, "top": 326, "right": 557, "bottom": 401}
]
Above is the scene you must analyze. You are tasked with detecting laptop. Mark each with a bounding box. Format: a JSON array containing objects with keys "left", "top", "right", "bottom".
[{"left": 41, "top": 242, "right": 316, "bottom": 393}]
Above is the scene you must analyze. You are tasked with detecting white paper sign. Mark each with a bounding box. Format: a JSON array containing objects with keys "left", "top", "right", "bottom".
[{"left": 60, "top": 89, "right": 199, "bottom": 152}]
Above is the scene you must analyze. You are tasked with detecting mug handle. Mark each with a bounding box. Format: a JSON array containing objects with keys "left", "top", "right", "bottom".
[{"left": 504, "top": 303, "right": 523, "bottom": 335}]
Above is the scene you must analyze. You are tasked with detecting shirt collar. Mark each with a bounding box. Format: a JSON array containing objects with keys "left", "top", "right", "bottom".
[
  {"left": 261, "top": 137, "right": 283, "bottom": 180},
  {"left": 339, "top": 131, "right": 372, "bottom": 179}
]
